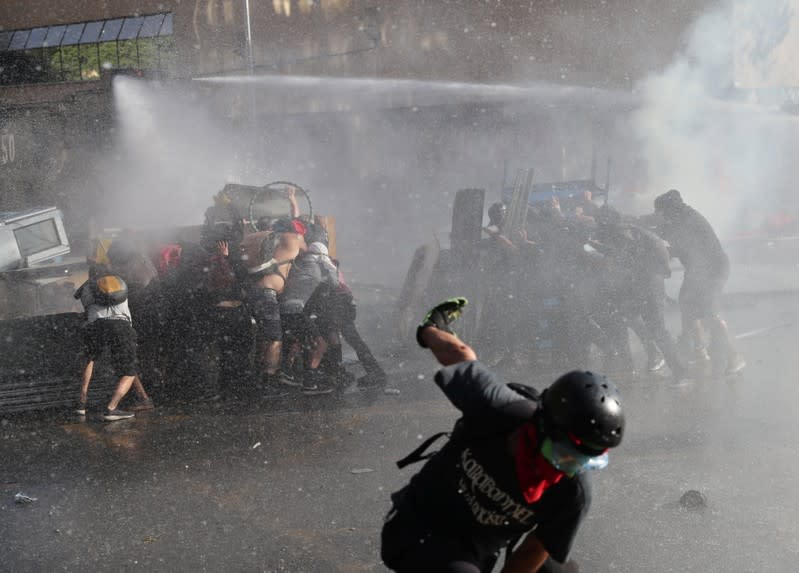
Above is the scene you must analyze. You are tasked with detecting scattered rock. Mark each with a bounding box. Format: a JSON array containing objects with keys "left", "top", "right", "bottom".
[
  {"left": 14, "top": 493, "right": 37, "bottom": 504},
  {"left": 350, "top": 468, "right": 374, "bottom": 474},
  {"left": 679, "top": 489, "right": 707, "bottom": 510}
]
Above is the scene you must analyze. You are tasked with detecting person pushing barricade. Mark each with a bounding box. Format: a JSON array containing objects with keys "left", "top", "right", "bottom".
[
  {"left": 381, "top": 297, "right": 625, "bottom": 573},
  {"left": 73, "top": 261, "right": 153, "bottom": 421}
]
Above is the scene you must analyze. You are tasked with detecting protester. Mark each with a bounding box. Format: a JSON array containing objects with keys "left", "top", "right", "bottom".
[
  {"left": 382, "top": 297, "right": 624, "bottom": 573},
  {"left": 277, "top": 240, "right": 339, "bottom": 395},
  {"left": 310, "top": 258, "right": 387, "bottom": 389},
  {"left": 653, "top": 189, "right": 745, "bottom": 374},
  {"left": 240, "top": 187, "right": 307, "bottom": 393},
  {"left": 74, "top": 263, "right": 153, "bottom": 421}
]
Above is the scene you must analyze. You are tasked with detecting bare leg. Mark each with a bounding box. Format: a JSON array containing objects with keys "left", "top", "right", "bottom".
[
  {"left": 79, "top": 359, "right": 94, "bottom": 403},
  {"left": 308, "top": 336, "right": 328, "bottom": 370},
  {"left": 132, "top": 375, "right": 149, "bottom": 401},
  {"left": 281, "top": 340, "right": 302, "bottom": 372},
  {"left": 259, "top": 341, "right": 282, "bottom": 376},
  {"left": 708, "top": 315, "right": 744, "bottom": 373},
  {"left": 107, "top": 375, "right": 136, "bottom": 410}
]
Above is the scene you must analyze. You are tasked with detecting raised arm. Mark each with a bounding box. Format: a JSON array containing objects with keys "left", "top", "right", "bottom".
[
  {"left": 285, "top": 185, "right": 300, "bottom": 219},
  {"left": 418, "top": 326, "right": 477, "bottom": 366}
]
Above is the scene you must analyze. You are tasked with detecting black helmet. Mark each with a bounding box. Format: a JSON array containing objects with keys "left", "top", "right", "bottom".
[
  {"left": 488, "top": 202, "right": 507, "bottom": 226},
  {"left": 541, "top": 371, "right": 624, "bottom": 452}
]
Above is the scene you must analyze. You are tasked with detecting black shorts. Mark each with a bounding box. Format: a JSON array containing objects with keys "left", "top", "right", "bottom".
[
  {"left": 245, "top": 286, "right": 283, "bottom": 342},
  {"left": 281, "top": 312, "right": 320, "bottom": 343},
  {"left": 679, "top": 272, "right": 726, "bottom": 320},
  {"left": 82, "top": 319, "right": 138, "bottom": 377}
]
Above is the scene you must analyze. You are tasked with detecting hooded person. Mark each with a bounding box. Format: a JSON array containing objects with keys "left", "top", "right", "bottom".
[
  {"left": 652, "top": 189, "right": 745, "bottom": 374},
  {"left": 381, "top": 297, "right": 624, "bottom": 573}
]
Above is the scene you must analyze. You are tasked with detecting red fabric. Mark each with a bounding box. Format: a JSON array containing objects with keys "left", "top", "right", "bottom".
[
  {"left": 291, "top": 219, "right": 308, "bottom": 235},
  {"left": 157, "top": 244, "right": 182, "bottom": 278},
  {"left": 515, "top": 422, "right": 565, "bottom": 504}
]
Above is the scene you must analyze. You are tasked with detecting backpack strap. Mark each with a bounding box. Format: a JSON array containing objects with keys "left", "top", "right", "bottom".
[
  {"left": 396, "top": 432, "right": 451, "bottom": 469},
  {"left": 246, "top": 257, "right": 294, "bottom": 277}
]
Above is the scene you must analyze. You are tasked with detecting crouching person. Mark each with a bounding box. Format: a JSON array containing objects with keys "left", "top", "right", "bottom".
[
  {"left": 74, "top": 264, "right": 153, "bottom": 421},
  {"left": 382, "top": 297, "right": 624, "bottom": 573}
]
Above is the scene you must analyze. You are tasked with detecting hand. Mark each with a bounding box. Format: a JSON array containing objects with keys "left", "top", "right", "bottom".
[
  {"left": 216, "top": 240, "right": 229, "bottom": 257},
  {"left": 285, "top": 186, "right": 296, "bottom": 200}
]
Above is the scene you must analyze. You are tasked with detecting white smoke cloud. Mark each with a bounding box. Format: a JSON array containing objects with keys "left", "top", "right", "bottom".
[{"left": 631, "top": 0, "right": 799, "bottom": 238}]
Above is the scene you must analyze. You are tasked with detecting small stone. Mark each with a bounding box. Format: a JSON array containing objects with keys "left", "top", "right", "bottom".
[{"left": 679, "top": 489, "right": 707, "bottom": 510}]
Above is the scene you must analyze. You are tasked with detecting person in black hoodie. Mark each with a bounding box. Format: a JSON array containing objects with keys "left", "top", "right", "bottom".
[{"left": 653, "top": 190, "right": 745, "bottom": 374}]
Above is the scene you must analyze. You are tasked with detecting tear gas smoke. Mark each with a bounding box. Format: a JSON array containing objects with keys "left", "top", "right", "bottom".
[{"left": 630, "top": 0, "right": 799, "bottom": 238}]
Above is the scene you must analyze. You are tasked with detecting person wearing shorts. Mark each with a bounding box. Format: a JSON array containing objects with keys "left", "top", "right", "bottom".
[{"left": 75, "top": 267, "right": 153, "bottom": 421}]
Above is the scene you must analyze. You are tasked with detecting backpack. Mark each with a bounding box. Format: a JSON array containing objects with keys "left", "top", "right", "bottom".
[{"left": 91, "top": 275, "right": 129, "bottom": 306}]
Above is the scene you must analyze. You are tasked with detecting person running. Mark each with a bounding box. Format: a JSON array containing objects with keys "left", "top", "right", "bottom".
[{"left": 382, "top": 297, "right": 624, "bottom": 573}]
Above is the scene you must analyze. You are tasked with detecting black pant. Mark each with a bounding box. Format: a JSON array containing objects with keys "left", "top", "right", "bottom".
[
  {"left": 340, "top": 318, "right": 382, "bottom": 375},
  {"left": 381, "top": 506, "right": 492, "bottom": 573},
  {"left": 382, "top": 506, "right": 578, "bottom": 573},
  {"left": 627, "top": 275, "right": 681, "bottom": 372}
]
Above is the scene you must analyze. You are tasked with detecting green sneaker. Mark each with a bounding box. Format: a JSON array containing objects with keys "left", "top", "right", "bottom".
[{"left": 416, "top": 297, "right": 468, "bottom": 348}]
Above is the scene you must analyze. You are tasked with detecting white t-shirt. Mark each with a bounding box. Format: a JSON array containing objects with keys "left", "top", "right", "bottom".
[{"left": 79, "top": 283, "right": 132, "bottom": 324}]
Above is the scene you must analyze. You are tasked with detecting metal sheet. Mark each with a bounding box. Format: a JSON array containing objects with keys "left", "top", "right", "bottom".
[
  {"left": 61, "top": 23, "right": 85, "bottom": 46},
  {"left": 25, "top": 27, "right": 48, "bottom": 49},
  {"left": 99, "top": 19, "right": 124, "bottom": 43},
  {"left": 139, "top": 14, "right": 165, "bottom": 38},
  {"left": 43, "top": 25, "right": 66, "bottom": 48},
  {"left": 160, "top": 13, "right": 174, "bottom": 36},
  {"left": 118, "top": 16, "right": 144, "bottom": 41},
  {"left": 78, "top": 21, "right": 103, "bottom": 45},
  {"left": 8, "top": 30, "right": 30, "bottom": 51},
  {"left": 0, "top": 31, "right": 13, "bottom": 51}
]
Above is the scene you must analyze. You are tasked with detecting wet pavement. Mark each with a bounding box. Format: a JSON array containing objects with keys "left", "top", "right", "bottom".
[{"left": 2, "top": 293, "right": 798, "bottom": 572}]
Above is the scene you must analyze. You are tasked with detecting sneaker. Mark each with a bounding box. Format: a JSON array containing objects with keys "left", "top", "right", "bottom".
[
  {"left": 131, "top": 398, "right": 155, "bottom": 412},
  {"left": 103, "top": 408, "right": 135, "bottom": 421},
  {"left": 725, "top": 354, "right": 746, "bottom": 375},
  {"left": 301, "top": 371, "right": 334, "bottom": 395},
  {"left": 277, "top": 370, "right": 302, "bottom": 387},
  {"left": 75, "top": 402, "right": 87, "bottom": 416},
  {"left": 261, "top": 385, "right": 291, "bottom": 399},
  {"left": 416, "top": 297, "right": 469, "bottom": 348}
]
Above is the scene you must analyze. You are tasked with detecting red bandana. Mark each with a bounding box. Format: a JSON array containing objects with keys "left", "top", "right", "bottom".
[{"left": 515, "top": 422, "right": 565, "bottom": 504}]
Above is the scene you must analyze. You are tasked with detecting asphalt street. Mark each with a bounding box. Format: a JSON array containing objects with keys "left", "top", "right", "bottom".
[{"left": 1, "top": 292, "right": 798, "bottom": 573}]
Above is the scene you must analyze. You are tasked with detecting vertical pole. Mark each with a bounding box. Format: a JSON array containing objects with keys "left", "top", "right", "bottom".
[
  {"left": 245, "top": 0, "right": 255, "bottom": 75},
  {"left": 244, "top": 0, "right": 257, "bottom": 178}
]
